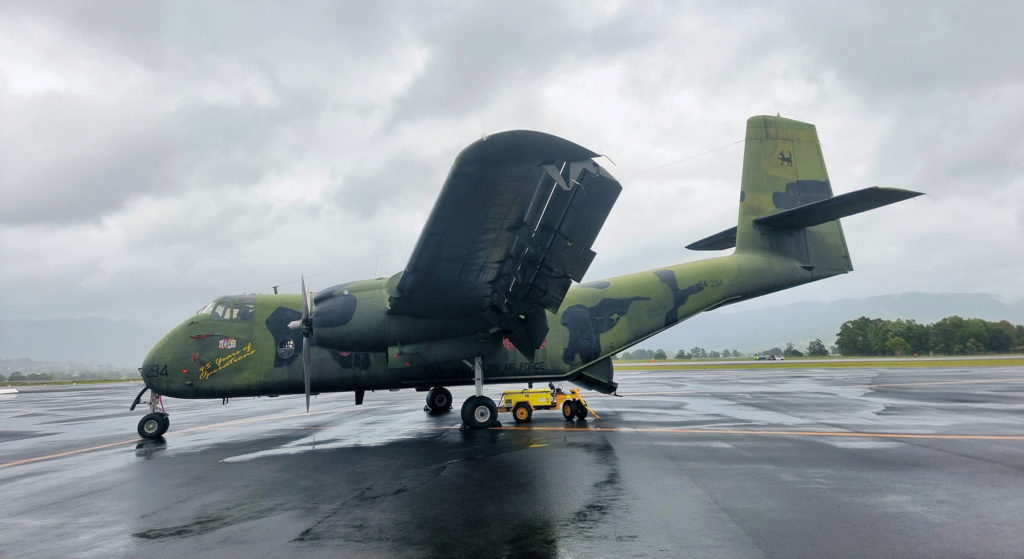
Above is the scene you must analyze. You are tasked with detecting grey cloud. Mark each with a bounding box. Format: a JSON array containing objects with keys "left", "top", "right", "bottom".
[
  {"left": 386, "top": 1, "right": 664, "bottom": 124},
  {"left": 718, "top": 0, "right": 1024, "bottom": 100},
  {"left": 0, "top": 1, "right": 438, "bottom": 225},
  {"left": 14, "top": 1, "right": 425, "bottom": 70},
  {"left": 328, "top": 149, "right": 448, "bottom": 219},
  {"left": 2, "top": 0, "right": 1023, "bottom": 330},
  {"left": 0, "top": 91, "right": 324, "bottom": 224}
]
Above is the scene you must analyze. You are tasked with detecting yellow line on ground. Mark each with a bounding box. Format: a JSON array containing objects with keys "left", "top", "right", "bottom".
[
  {"left": 492, "top": 425, "right": 1024, "bottom": 441},
  {"left": 862, "top": 378, "right": 1024, "bottom": 388},
  {"left": 608, "top": 391, "right": 698, "bottom": 396},
  {"left": 0, "top": 405, "right": 384, "bottom": 470},
  {"left": 0, "top": 439, "right": 141, "bottom": 469}
]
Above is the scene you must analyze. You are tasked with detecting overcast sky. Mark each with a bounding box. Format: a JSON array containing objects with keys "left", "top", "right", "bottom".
[{"left": 2, "top": 0, "right": 1022, "bottom": 332}]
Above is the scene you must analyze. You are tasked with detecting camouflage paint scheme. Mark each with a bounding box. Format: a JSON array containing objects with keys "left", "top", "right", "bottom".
[{"left": 141, "top": 116, "right": 920, "bottom": 401}]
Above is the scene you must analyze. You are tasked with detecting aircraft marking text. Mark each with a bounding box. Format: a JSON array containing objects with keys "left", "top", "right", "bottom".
[{"left": 199, "top": 342, "right": 255, "bottom": 380}]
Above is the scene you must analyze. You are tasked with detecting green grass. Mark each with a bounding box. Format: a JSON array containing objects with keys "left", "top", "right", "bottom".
[{"left": 616, "top": 356, "right": 1024, "bottom": 370}]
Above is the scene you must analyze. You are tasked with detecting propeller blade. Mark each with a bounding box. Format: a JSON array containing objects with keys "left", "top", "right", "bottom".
[
  {"left": 300, "top": 274, "right": 311, "bottom": 412},
  {"left": 300, "top": 275, "right": 310, "bottom": 321},
  {"left": 302, "top": 333, "right": 311, "bottom": 413}
]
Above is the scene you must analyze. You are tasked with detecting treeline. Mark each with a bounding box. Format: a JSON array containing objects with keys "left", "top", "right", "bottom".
[
  {"left": 758, "top": 340, "right": 831, "bottom": 358},
  {"left": 1, "top": 370, "right": 137, "bottom": 383},
  {"left": 618, "top": 347, "right": 742, "bottom": 360},
  {"left": 836, "top": 316, "right": 1024, "bottom": 356}
]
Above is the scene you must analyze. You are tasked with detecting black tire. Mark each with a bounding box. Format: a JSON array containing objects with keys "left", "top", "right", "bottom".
[
  {"left": 512, "top": 402, "right": 533, "bottom": 423},
  {"left": 562, "top": 400, "right": 575, "bottom": 420},
  {"left": 138, "top": 412, "right": 169, "bottom": 439},
  {"left": 461, "top": 395, "right": 498, "bottom": 429},
  {"left": 425, "top": 387, "right": 453, "bottom": 413},
  {"left": 574, "top": 400, "right": 588, "bottom": 419}
]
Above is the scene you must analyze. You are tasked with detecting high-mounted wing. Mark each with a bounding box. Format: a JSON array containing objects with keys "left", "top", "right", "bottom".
[{"left": 389, "top": 131, "right": 621, "bottom": 357}]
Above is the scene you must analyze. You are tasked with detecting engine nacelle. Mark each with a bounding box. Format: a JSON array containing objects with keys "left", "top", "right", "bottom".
[{"left": 311, "top": 279, "right": 387, "bottom": 351}]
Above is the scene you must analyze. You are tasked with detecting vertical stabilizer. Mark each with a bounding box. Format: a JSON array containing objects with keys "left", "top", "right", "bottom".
[{"left": 736, "top": 116, "right": 852, "bottom": 277}]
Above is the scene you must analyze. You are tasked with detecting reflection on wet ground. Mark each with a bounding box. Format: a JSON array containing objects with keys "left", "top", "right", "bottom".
[{"left": 2, "top": 367, "right": 1024, "bottom": 558}]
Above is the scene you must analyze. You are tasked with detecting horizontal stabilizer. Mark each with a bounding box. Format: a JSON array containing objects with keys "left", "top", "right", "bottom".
[
  {"left": 686, "top": 226, "right": 737, "bottom": 251},
  {"left": 754, "top": 187, "right": 923, "bottom": 229},
  {"left": 687, "top": 187, "right": 922, "bottom": 251}
]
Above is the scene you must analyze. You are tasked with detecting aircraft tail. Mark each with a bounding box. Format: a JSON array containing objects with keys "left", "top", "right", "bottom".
[{"left": 687, "top": 115, "right": 921, "bottom": 278}]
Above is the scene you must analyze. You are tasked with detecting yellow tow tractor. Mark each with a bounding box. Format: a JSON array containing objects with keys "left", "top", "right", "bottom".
[{"left": 497, "top": 384, "right": 600, "bottom": 423}]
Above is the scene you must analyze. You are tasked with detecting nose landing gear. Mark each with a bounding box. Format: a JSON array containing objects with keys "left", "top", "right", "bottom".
[{"left": 131, "top": 387, "right": 170, "bottom": 439}]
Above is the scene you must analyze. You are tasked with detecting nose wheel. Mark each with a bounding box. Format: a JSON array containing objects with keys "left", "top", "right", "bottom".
[{"left": 138, "top": 412, "right": 169, "bottom": 439}]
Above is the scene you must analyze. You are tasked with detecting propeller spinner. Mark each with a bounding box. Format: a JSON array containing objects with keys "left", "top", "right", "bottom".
[{"left": 287, "top": 275, "right": 313, "bottom": 412}]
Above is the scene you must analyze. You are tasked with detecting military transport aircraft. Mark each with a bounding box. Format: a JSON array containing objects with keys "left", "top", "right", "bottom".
[{"left": 133, "top": 115, "right": 922, "bottom": 438}]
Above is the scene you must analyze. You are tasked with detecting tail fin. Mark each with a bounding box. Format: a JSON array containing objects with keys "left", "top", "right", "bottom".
[
  {"left": 737, "top": 115, "right": 849, "bottom": 276},
  {"left": 688, "top": 115, "right": 921, "bottom": 279}
]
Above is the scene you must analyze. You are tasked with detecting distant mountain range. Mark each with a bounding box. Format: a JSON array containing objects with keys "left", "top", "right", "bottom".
[
  {"left": 1, "top": 293, "right": 1021, "bottom": 370},
  {"left": 0, "top": 317, "right": 166, "bottom": 369},
  {"left": 641, "top": 292, "right": 1024, "bottom": 354}
]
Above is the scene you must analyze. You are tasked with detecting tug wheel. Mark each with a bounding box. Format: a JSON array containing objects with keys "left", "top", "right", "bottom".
[
  {"left": 574, "top": 400, "right": 589, "bottom": 419},
  {"left": 138, "top": 412, "right": 169, "bottom": 439},
  {"left": 512, "top": 402, "right": 533, "bottom": 423},
  {"left": 562, "top": 400, "right": 575, "bottom": 420}
]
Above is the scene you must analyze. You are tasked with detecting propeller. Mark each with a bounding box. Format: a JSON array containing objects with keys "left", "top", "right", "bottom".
[{"left": 287, "top": 275, "right": 313, "bottom": 412}]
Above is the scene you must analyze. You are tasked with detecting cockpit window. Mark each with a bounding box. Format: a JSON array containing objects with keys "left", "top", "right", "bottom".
[{"left": 197, "top": 296, "right": 256, "bottom": 321}]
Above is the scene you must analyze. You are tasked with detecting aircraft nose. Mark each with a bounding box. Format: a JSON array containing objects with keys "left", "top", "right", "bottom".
[
  {"left": 140, "top": 328, "right": 196, "bottom": 392},
  {"left": 140, "top": 342, "right": 171, "bottom": 389}
]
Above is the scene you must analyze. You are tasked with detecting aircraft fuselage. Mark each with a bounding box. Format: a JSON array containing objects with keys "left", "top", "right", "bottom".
[{"left": 140, "top": 250, "right": 821, "bottom": 400}]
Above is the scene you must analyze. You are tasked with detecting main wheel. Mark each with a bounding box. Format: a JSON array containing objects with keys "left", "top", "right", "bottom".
[
  {"left": 512, "top": 402, "right": 533, "bottom": 424},
  {"left": 461, "top": 395, "right": 498, "bottom": 429},
  {"left": 574, "top": 400, "right": 588, "bottom": 419},
  {"left": 138, "top": 412, "right": 169, "bottom": 439},
  {"left": 562, "top": 400, "right": 575, "bottom": 420},
  {"left": 425, "top": 387, "right": 453, "bottom": 413}
]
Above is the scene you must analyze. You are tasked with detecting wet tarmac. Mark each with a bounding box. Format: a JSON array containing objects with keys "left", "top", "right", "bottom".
[{"left": 2, "top": 366, "right": 1023, "bottom": 558}]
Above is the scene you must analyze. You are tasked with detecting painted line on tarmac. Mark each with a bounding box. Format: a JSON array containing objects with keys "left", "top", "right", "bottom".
[
  {"left": 0, "top": 439, "right": 141, "bottom": 469},
  {"left": 600, "top": 378, "right": 1024, "bottom": 395},
  {"left": 861, "top": 377, "right": 1024, "bottom": 388},
  {"left": 0, "top": 405, "right": 387, "bottom": 470},
  {"left": 491, "top": 425, "right": 1024, "bottom": 441},
  {"left": 605, "top": 391, "right": 697, "bottom": 396}
]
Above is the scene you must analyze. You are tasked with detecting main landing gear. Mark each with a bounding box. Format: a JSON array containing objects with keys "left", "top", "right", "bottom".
[
  {"left": 461, "top": 395, "right": 498, "bottom": 429},
  {"left": 131, "top": 386, "right": 169, "bottom": 439},
  {"left": 424, "top": 386, "right": 453, "bottom": 414},
  {"left": 459, "top": 356, "right": 500, "bottom": 429}
]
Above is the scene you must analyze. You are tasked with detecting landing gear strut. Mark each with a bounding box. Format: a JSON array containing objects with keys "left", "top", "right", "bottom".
[
  {"left": 459, "top": 356, "right": 499, "bottom": 429},
  {"left": 132, "top": 387, "right": 169, "bottom": 439},
  {"left": 424, "top": 387, "right": 453, "bottom": 414}
]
